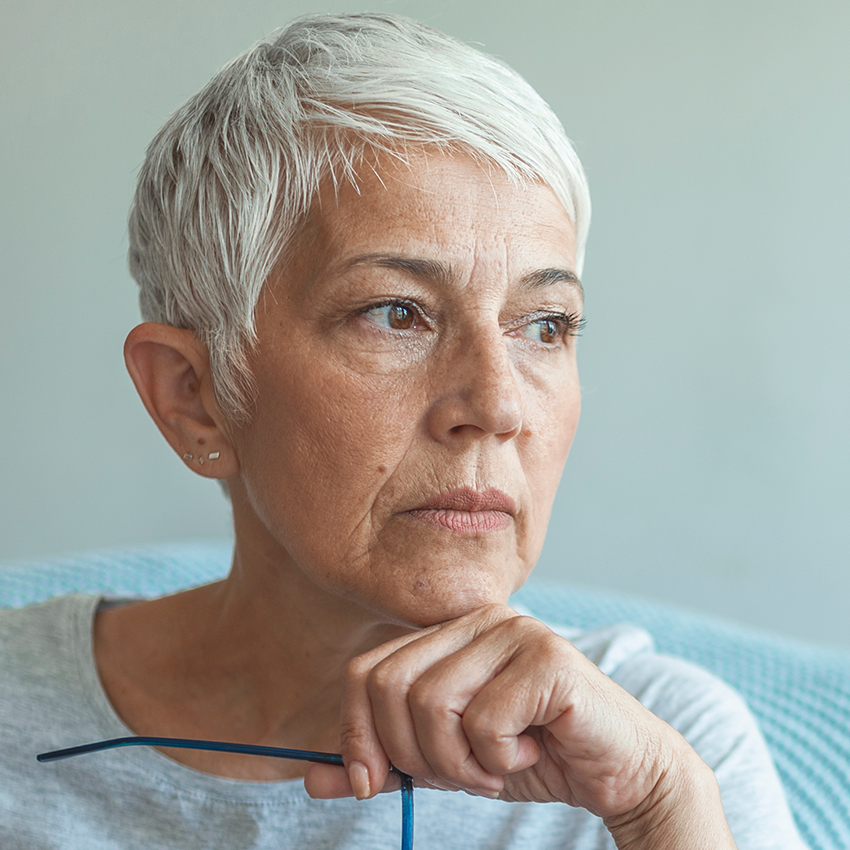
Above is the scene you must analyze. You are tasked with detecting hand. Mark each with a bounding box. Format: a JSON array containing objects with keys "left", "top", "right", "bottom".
[{"left": 306, "top": 604, "right": 736, "bottom": 848}]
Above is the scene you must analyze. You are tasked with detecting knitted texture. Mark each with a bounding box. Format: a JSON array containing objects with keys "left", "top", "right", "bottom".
[
  {"left": 0, "top": 542, "right": 230, "bottom": 605},
  {"left": 2, "top": 543, "right": 848, "bottom": 849}
]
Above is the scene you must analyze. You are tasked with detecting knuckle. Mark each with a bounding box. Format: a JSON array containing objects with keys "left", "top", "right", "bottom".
[
  {"left": 344, "top": 653, "right": 373, "bottom": 684},
  {"left": 498, "top": 612, "right": 543, "bottom": 636},
  {"left": 476, "top": 602, "right": 519, "bottom": 628},
  {"left": 408, "top": 677, "right": 449, "bottom": 714},
  {"left": 534, "top": 631, "right": 570, "bottom": 666},
  {"left": 462, "top": 712, "right": 514, "bottom": 774},
  {"left": 426, "top": 741, "right": 478, "bottom": 782},
  {"left": 367, "top": 658, "right": 412, "bottom": 698},
  {"left": 338, "top": 718, "right": 372, "bottom": 753},
  {"left": 462, "top": 702, "right": 501, "bottom": 744},
  {"left": 497, "top": 615, "right": 566, "bottom": 658}
]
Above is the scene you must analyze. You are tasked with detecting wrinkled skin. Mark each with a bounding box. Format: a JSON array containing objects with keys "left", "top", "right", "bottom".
[
  {"left": 108, "top": 151, "right": 736, "bottom": 850},
  {"left": 228, "top": 151, "right": 583, "bottom": 630}
]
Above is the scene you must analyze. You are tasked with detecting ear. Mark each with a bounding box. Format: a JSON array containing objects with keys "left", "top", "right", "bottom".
[{"left": 124, "top": 322, "right": 240, "bottom": 479}]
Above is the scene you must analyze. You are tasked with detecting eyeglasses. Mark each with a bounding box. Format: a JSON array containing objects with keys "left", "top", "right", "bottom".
[{"left": 39, "top": 736, "right": 414, "bottom": 850}]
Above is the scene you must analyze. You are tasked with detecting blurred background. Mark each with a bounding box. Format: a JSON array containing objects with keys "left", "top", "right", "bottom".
[{"left": 2, "top": 0, "right": 848, "bottom": 647}]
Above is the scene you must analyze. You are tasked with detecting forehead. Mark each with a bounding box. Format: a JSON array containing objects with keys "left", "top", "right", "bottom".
[{"left": 298, "top": 151, "right": 579, "bottom": 290}]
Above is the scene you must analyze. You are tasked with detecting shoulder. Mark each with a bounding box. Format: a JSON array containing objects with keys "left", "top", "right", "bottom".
[
  {"left": 0, "top": 594, "right": 116, "bottom": 768},
  {"left": 0, "top": 594, "right": 98, "bottom": 678},
  {"left": 0, "top": 596, "right": 105, "bottom": 846},
  {"left": 0, "top": 596, "right": 103, "bottom": 737}
]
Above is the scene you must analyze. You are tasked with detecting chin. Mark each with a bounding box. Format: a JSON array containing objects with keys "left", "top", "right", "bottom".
[{"left": 379, "top": 570, "right": 522, "bottom": 629}]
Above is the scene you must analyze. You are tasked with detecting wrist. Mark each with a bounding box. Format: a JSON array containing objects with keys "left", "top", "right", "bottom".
[{"left": 603, "top": 736, "right": 737, "bottom": 850}]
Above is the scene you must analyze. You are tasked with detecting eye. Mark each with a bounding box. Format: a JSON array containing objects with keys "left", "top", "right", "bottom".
[
  {"left": 525, "top": 317, "right": 562, "bottom": 344},
  {"left": 519, "top": 312, "right": 584, "bottom": 345},
  {"left": 361, "top": 301, "right": 420, "bottom": 330}
]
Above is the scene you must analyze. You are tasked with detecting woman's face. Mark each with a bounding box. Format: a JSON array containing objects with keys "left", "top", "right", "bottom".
[{"left": 230, "top": 152, "right": 582, "bottom": 628}]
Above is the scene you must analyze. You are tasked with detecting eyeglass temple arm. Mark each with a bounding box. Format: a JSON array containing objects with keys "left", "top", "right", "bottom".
[
  {"left": 38, "top": 736, "right": 345, "bottom": 765},
  {"left": 39, "top": 737, "right": 413, "bottom": 850}
]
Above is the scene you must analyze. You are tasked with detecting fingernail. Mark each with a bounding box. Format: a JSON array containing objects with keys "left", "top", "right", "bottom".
[{"left": 349, "top": 760, "right": 371, "bottom": 800}]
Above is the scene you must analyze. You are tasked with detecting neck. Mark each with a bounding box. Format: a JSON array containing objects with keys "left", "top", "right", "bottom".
[{"left": 94, "top": 536, "right": 412, "bottom": 780}]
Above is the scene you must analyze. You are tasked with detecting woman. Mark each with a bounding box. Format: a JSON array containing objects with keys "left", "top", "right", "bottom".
[{"left": 0, "top": 13, "right": 805, "bottom": 849}]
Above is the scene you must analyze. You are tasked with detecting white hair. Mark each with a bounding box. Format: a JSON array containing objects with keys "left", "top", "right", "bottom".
[{"left": 128, "top": 12, "right": 591, "bottom": 420}]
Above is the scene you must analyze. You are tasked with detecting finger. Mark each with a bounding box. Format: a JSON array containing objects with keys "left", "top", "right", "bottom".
[
  {"left": 340, "top": 605, "right": 517, "bottom": 793},
  {"left": 304, "top": 762, "right": 400, "bottom": 799},
  {"left": 339, "top": 622, "right": 445, "bottom": 798},
  {"left": 466, "top": 624, "right": 581, "bottom": 776},
  {"left": 364, "top": 608, "right": 525, "bottom": 793},
  {"left": 340, "top": 651, "right": 393, "bottom": 800},
  {"left": 367, "top": 648, "right": 502, "bottom": 794},
  {"left": 303, "top": 763, "right": 354, "bottom": 799},
  {"left": 304, "top": 762, "right": 459, "bottom": 799},
  {"left": 412, "top": 617, "right": 568, "bottom": 780},
  {"left": 364, "top": 606, "right": 518, "bottom": 786},
  {"left": 407, "top": 618, "right": 523, "bottom": 783}
]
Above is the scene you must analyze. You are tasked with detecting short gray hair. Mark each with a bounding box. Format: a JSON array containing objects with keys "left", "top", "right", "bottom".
[{"left": 128, "top": 12, "right": 591, "bottom": 420}]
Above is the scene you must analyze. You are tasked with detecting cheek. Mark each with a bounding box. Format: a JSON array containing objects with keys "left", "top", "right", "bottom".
[
  {"left": 240, "top": 358, "right": 423, "bottom": 535},
  {"left": 526, "top": 361, "right": 581, "bottom": 457},
  {"left": 521, "top": 371, "right": 581, "bottom": 519}
]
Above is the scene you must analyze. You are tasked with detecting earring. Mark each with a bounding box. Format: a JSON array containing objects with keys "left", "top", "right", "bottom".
[{"left": 185, "top": 451, "right": 219, "bottom": 465}]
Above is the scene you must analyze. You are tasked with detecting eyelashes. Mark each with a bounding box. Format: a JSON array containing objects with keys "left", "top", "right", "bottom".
[
  {"left": 511, "top": 309, "right": 586, "bottom": 347},
  {"left": 567, "top": 311, "right": 587, "bottom": 337},
  {"left": 536, "top": 310, "right": 586, "bottom": 339}
]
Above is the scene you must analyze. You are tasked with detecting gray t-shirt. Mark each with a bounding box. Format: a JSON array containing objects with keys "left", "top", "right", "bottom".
[{"left": 0, "top": 594, "right": 807, "bottom": 849}]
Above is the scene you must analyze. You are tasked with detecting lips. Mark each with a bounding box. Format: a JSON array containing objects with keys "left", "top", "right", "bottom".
[
  {"left": 402, "top": 487, "right": 516, "bottom": 534},
  {"left": 413, "top": 487, "right": 516, "bottom": 514}
]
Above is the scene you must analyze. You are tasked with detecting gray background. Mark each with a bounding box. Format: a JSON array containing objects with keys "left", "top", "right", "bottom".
[{"left": 2, "top": 0, "right": 848, "bottom": 647}]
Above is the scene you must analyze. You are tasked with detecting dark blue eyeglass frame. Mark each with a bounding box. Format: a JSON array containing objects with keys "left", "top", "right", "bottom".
[{"left": 38, "top": 737, "right": 413, "bottom": 850}]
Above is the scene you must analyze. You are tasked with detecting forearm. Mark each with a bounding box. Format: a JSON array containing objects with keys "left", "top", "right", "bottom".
[{"left": 604, "top": 742, "right": 737, "bottom": 850}]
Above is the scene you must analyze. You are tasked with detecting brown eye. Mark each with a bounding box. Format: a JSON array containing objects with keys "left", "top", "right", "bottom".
[
  {"left": 538, "top": 319, "right": 558, "bottom": 344},
  {"left": 522, "top": 318, "right": 561, "bottom": 344},
  {"left": 363, "top": 302, "right": 419, "bottom": 330},
  {"left": 388, "top": 304, "right": 415, "bottom": 329},
  {"left": 519, "top": 314, "right": 575, "bottom": 345}
]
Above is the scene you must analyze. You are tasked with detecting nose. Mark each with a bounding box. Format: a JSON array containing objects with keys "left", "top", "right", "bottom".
[{"left": 425, "top": 329, "right": 524, "bottom": 444}]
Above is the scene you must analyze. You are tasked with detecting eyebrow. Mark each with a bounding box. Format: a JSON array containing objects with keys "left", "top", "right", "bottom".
[
  {"left": 342, "top": 253, "right": 584, "bottom": 300},
  {"left": 519, "top": 267, "right": 584, "bottom": 301},
  {"left": 343, "top": 254, "right": 453, "bottom": 286}
]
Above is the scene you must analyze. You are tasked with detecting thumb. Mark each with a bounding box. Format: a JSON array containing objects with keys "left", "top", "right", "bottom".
[
  {"left": 303, "top": 763, "right": 353, "bottom": 799},
  {"left": 304, "top": 762, "right": 400, "bottom": 799},
  {"left": 338, "top": 707, "right": 392, "bottom": 799}
]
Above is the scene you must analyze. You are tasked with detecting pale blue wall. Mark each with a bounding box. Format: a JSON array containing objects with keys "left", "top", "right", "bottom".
[{"left": 2, "top": 0, "right": 848, "bottom": 646}]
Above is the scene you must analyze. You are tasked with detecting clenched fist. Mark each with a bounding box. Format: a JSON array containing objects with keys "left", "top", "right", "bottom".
[{"left": 305, "top": 605, "right": 737, "bottom": 850}]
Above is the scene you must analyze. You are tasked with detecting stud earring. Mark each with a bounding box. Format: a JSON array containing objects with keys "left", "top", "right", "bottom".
[
  {"left": 208, "top": 451, "right": 220, "bottom": 461},
  {"left": 183, "top": 453, "right": 193, "bottom": 461}
]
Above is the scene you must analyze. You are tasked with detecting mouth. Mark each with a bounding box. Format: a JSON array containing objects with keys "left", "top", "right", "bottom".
[{"left": 401, "top": 487, "right": 516, "bottom": 535}]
